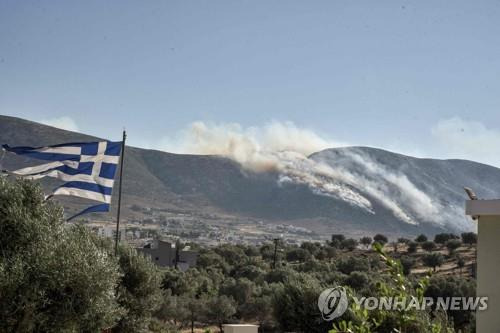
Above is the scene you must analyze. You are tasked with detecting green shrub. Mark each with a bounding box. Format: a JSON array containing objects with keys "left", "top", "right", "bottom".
[
  {"left": 423, "top": 253, "right": 445, "bottom": 272},
  {"left": 422, "top": 240, "right": 437, "bottom": 252},
  {"left": 373, "top": 234, "right": 388, "bottom": 245},
  {"left": 407, "top": 241, "right": 418, "bottom": 253},
  {"left": 331, "top": 243, "right": 455, "bottom": 333},
  {"left": 415, "top": 234, "right": 428, "bottom": 243},
  {"left": 446, "top": 239, "right": 462, "bottom": 254}
]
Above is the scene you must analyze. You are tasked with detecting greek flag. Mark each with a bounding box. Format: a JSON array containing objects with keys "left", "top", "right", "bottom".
[{"left": 2, "top": 141, "right": 122, "bottom": 220}]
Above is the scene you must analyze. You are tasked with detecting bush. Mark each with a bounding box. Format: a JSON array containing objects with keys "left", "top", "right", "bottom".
[
  {"left": 407, "top": 241, "right": 418, "bottom": 253},
  {"left": 422, "top": 241, "right": 436, "bottom": 252},
  {"left": 373, "top": 234, "right": 388, "bottom": 245},
  {"left": 341, "top": 238, "right": 358, "bottom": 251},
  {"left": 260, "top": 243, "right": 275, "bottom": 261},
  {"left": 337, "top": 256, "right": 370, "bottom": 274},
  {"left": 360, "top": 236, "right": 372, "bottom": 248},
  {"left": 205, "top": 295, "right": 237, "bottom": 333},
  {"left": 331, "top": 234, "right": 345, "bottom": 242},
  {"left": 400, "top": 256, "right": 416, "bottom": 275},
  {"left": 434, "top": 233, "right": 458, "bottom": 245},
  {"left": 397, "top": 237, "right": 410, "bottom": 244},
  {"left": 112, "top": 244, "right": 164, "bottom": 333},
  {"left": 345, "top": 271, "right": 370, "bottom": 290},
  {"left": 286, "top": 248, "right": 311, "bottom": 262},
  {"left": 240, "top": 295, "right": 275, "bottom": 330},
  {"left": 320, "top": 246, "right": 337, "bottom": 260},
  {"left": 300, "top": 242, "right": 320, "bottom": 258},
  {"left": 423, "top": 253, "right": 445, "bottom": 272},
  {"left": 244, "top": 246, "right": 260, "bottom": 257},
  {"left": 461, "top": 232, "right": 477, "bottom": 246},
  {"left": 446, "top": 239, "right": 462, "bottom": 254},
  {"left": 457, "top": 256, "right": 466, "bottom": 272},
  {"left": 233, "top": 264, "right": 265, "bottom": 281},
  {"left": 331, "top": 243, "right": 455, "bottom": 333},
  {"left": 220, "top": 278, "right": 255, "bottom": 306},
  {"left": 330, "top": 234, "right": 345, "bottom": 248},
  {"left": 273, "top": 274, "right": 331, "bottom": 333},
  {"left": 415, "top": 234, "right": 428, "bottom": 243},
  {"left": 214, "top": 244, "right": 247, "bottom": 266},
  {"left": 197, "top": 252, "right": 230, "bottom": 273},
  {"left": 424, "top": 276, "right": 476, "bottom": 331},
  {"left": 265, "top": 267, "right": 299, "bottom": 284}
]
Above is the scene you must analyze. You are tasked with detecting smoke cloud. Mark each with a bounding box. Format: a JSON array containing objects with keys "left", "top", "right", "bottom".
[
  {"left": 158, "top": 121, "right": 460, "bottom": 227},
  {"left": 161, "top": 121, "right": 345, "bottom": 171}
]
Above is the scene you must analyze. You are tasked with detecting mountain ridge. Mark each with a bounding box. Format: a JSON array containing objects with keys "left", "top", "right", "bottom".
[{"left": 1, "top": 115, "right": 494, "bottom": 238}]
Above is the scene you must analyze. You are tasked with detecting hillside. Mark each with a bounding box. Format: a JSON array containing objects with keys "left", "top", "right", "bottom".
[{"left": 1, "top": 115, "right": 497, "bottom": 238}]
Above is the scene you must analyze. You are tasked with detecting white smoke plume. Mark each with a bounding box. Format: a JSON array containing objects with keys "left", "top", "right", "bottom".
[
  {"left": 162, "top": 121, "right": 344, "bottom": 171},
  {"left": 158, "top": 121, "right": 453, "bottom": 226},
  {"left": 323, "top": 150, "right": 441, "bottom": 225}
]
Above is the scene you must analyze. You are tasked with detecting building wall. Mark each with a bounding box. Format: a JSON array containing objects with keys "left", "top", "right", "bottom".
[
  {"left": 137, "top": 240, "right": 176, "bottom": 267},
  {"left": 477, "top": 216, "right": 500, "bottom": 332},
  {"left": 222, "top": 325, "right": 258, "bottom": 333},
  {"left": 179, "top": 250, "right": 198, "bottom": 267},
  {"left": 137, "top": 240, "right": 198, "bottom": 271}
]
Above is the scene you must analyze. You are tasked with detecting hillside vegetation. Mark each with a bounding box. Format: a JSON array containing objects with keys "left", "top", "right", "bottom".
[{"left": 0, "top": 178, "right": 477, "bottom": 332}]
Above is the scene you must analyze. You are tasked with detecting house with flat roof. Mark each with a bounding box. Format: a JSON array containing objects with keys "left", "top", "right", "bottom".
[{"left": 137, "top": 240, "right": 197, "bottom": 271}]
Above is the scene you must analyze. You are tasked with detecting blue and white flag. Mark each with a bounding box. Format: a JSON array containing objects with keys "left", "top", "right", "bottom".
[{"left": 2, "top": 141, "right": 122, "bottom": 220}]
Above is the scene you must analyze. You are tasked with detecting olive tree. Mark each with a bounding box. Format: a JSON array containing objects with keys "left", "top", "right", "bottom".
[
  {"left": 446, "top": 239, "right": 462, "bottom": 255},
  {"left": 273, "top": 274, "right": 331, "bottom": 333},
  {"left": 205, "top": 295, "right": 237, "bottom": 333},
  {"left": 360, "top": 236, "right": 372, "bottom": 249},
  {"left": 112, "top": 244, "right": 164, "bottom": 333},
  {"left": 461, "top": 232, "right": 477, "bottom": 247},
  {"left": 373, "top": 234, "right": 388, "bottom": 245},
  {"left": 422, "top": 241, "right": 436, "bottom": 252},
  {"left": 0, "top": 179, "right": 122, "bottom": 332},
  {"left": 423, "top": 253, "right": 445, "bottom": 272}
]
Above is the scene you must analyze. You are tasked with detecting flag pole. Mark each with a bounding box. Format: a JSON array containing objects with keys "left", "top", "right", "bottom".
[{"left": 114, "top": 130, "right": 126, "bottom": 256}]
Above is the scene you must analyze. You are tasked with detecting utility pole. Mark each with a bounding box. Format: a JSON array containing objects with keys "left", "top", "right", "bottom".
[
  {"left": 174, "top": 246, "right": 179, "bottom": 269},
  {"left": 174, "top": 240, "right": 180, "bottom": 269},
  {"left": 272, "top": 238, "right": 280, "bottom": 269},
  {"left": 114, "top": 130, "right": 126, "bottom": 256}
]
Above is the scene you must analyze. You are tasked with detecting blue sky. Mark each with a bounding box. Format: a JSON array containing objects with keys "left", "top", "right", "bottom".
[{"left": 1, "top": 0, "right": 500, "bottom": 165}]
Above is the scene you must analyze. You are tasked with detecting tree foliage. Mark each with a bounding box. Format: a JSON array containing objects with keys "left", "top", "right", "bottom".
[
  {"left": 373, "top": 234, "right": 388, "bottom": 245},
  {"left": 423, "top": 253, "right": 445, "bottom": 272},
  {"left": 461, "top": 232, "right": 477, "bottom": 246},
  {"left": 434, "top": 233, "right": 458, "bottom": 245},
  {"left": 360, "top": 236, "right": 372, "bottom": 248},
  {"left": 0, "top": 179, "right": 477, "bottom": 333},
  {"left": 446, "top": 239, "right": 462, "bottom": 254},
  {"left": 112, "top": 245, "right": 163, "bottom": 333},
  {"left": 407, "top": 241, "right": 418, "bottom": 253},
  {"left": 331, "top": 243, "right": 454, "bottom": 333},
  {"left": 341, "top": 238, "right": 359, "bottom": 251},
  {"left": 400, "top": 255, "right": 416, "bottom": 275},
  {"left": 330, "top": 234, "right": 346, "bottom": 248},
  {"left": 273, "top": 274, "right": 331, "bottom": 333},
  {"left": 415, "top": 234, "right": 428, "bottom": 243},
  {"left": 422, "top": 240, "right": 437, "bottom": 252},
  {"left": 205, "top": 295, "right": 237, "bottom": 333},
  {"left": 0, "top": 178, "right": 163, "bottom": 332},
  {"left": 424, "top": 276, "right": 476, "bottom": 331}
]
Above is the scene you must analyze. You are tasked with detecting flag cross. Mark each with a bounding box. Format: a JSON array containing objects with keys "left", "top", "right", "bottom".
[{"left": 2, "top": 138, "right": 124, "bottom": 221}]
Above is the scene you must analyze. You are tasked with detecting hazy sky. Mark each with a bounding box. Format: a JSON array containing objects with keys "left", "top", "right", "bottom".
[{"left": 1, "top": 1, "right": 500, "bottom": 166}]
